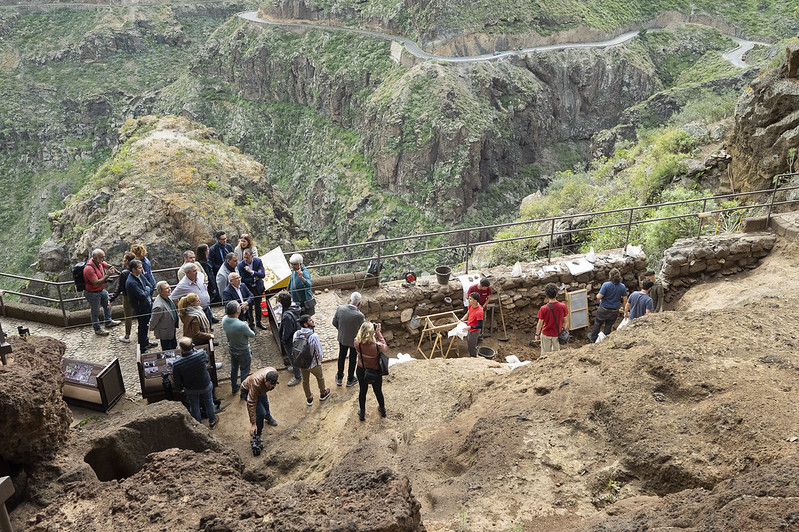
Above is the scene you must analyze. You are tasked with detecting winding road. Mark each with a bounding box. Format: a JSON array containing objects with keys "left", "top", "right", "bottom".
[{"left": 239, "top": 11, "right": 762, "bottom": 68}]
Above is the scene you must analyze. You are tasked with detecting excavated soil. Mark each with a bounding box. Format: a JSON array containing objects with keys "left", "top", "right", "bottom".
[{"left": 8, "top": 239, "right": 799, "bottom": 531}]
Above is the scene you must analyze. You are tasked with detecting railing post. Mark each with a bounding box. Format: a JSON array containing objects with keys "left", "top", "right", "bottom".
[
  {"left": 55, "top": 283, "right": 69, "bottom": 327},
  {"left": 376, "top": 241, "right": 381, "bottom": 286},
  {"left": 767, "top": 174, "right": 779, "bottom": 223},
  {"left": 623, "top": 208, "right": 634, "bottom": 251},
  {"left": 548, "top": 218, "right": 555, "bottom": 264},
  {"left": 697, "top": 199, "right": 708, "bottom": 237},
  {"left": 464, "top": 229, "right": 470, "bottom": 274}
]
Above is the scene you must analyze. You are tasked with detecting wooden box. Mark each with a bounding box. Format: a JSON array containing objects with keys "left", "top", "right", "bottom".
[{"left": 62, "top": 357, "right": 125, "bottom": 412}]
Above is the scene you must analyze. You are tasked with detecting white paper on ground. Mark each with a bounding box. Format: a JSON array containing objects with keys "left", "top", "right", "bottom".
[
  {"left": 596, "top": 331, "right": 607, "bottom": 343},
  {"left": 617, "top": 318, "right": 630, "bottom": 329},
  {"left": 503, "top": 355, "right": 531, "bottom": 370},
  {"left": 389, "top": 353, "right": 416, "bottom": 367}
]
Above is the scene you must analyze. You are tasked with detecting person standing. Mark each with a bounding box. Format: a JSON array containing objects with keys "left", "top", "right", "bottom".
[
  {"left": 171, "top": 263, "right": 214, "bottom": 326},
  {"left": 534, "top": 283, "right": 569, "bottom": 355},
  {"left": 242, "top": 367, "right": 279, "bottom": 437},
  {"left": 172, "top": 337, "right": 217, "bottom": 429},
  {"left": 467, "top": 278, "right": 492, "bottom": 310},
  {"left": 177, "top": 250, "right": 205, "bottom": 283},
  {"left": 625, "top": 279, "right": 654, "bottom": 321},
  {"left": 238, "top": 249, "right": 267, "bottom": 330},
  {"left": 332, "top": 292, "right": 364, "bottom": 387},
  {"left": 209, "top": 231, "right": 233, "bottom": 275},
  {"left": 277, "top": 291, "right": 303, "bottom": 387},
  {"left": 294, "top": 314, "right": 331, "bottom": 407},
  {"left": 130, "top": 244, "right": 156, "bottom": 289},
  {"left": 149, "top": 281, "right": 179, "bottom": 351},
  {"left": 589, "top": 268, "right": 628, "bottom": 342},
  {"left": 222, "top": 301, "right": 255, "bottom": 400},
  {"left": 234, "top": 233, "right": 258, "bottom": 260},
  {"left": 108, "top": 252, "right": 136, "bottom": 344},
  {"left": 354, "top": 321, "right": 387, "bottom": 421},
  {"left": 461, "top": 292, "right": 484, "bottom": 357},
  {"left": 288, "top": 253, "right": 313, "bottom": 313},
  {"left": 126, "top": 259, "right": 155, "bottom": 354},
  {"left": 197, "top": 244, "right": 220, "bottom": 304},
  {"left": 215, "top": 252, "right": 238, "bottom": 295},
  {"left": 83, "top": 248, "right": 121, "bottom": 336},
  {"left": 644, "top": 270, "right": 664, "bottom": 313},
  {"left": 177, "top": 293, "right": 215, "bottom": 346},
  {"left": 222, "top": 272, "right": 254, "bottom": 327}
]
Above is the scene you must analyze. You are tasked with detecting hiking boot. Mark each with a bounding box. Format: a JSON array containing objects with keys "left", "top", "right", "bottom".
[
  {"left": 378, "top": 406, "right": 387, "bottom": 418},
  {"left": 266, "top": 417, "right": 278, "bottom": 427},
  {"left": 95, "top": 329, "right": 110, "bottom": 336},
  {"left": 346, "top": 376, "right": 358, "bottom": 387},
  {"left": 232, "top": 384, "right": 240, "bottom": 396},
  {"left": 105, "top": 319, "right": 121, "bottom": 328},
  {"left": 320, "top": 388, "right": 332, "bottom": 401},
  {"left": 306, "top": 396, "right": 314, "bottom": 406},
  {"left": 118, "top": 336, "right": 131, "bottom": 343},
  {"left": 335, "top": 374, "right": 343, "bottom": 387},
  {"left": 287, "top": 377, "right": 301, "bottom": 387},
  {"left": 357, "top": 408, "right": 364, "bottom": 422},
  {"left": 148, "top": 341, "right": 159, "bottom": 349},
  {"left": 209, "top": 419, "right": 217, "bottom": 429}
]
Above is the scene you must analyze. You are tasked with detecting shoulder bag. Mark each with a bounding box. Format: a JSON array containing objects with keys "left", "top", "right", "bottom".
[{"left": 548, "top": 303, "right": 570, "bottom": 345}]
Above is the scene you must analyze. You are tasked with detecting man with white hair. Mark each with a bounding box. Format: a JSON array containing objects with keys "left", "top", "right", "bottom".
[
  {"left": 171, "top": 263, "right": 213, "bottom": 326},
  {"left": 149, "top": 281, "right": 179, "bottom": 350},
  {"left": 83, "top": 248, "right": 121, "bottom": 336},
  {"left": 177, "top": 250, "right": 205, "bottom": 284},
  {"left": 222, "top": 271, "right": 254, "bottom": 327},
  {"left": 288, "top": 253, "right": 313, "bottom": 314},
  {"left": 332, "top": 291, "right": 364, "bottom": 387}
]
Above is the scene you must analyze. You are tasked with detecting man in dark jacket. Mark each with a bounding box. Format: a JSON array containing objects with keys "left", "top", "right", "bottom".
[
  {"left": 277, "top": 291, "right": 303, "bottom": 387},
  {"left": 222, "top": 272, "right": 255, "bottom": 327},
  {"left": 209, "top": 231, "right": 234, "bottom": 275},
  {"left": 125, "top": 259, "right": 155, "bottom": 354},
  {"left": 332, "top": 291, "right": 364, "bottom": 387},
  {"left": 173, "top": 336, "right": 217, "bottom": 428},
  {"left": 238, "top": 249, "right": 267, "bottom": 330}
]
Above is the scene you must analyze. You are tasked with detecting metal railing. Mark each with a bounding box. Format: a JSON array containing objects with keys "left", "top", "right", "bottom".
[{"left": 1, "top": 178, "right": 797, "bottom": 327}]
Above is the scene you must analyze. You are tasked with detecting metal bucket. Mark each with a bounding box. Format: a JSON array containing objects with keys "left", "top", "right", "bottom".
[{"left": 435, "top": 266, "right": 451, "bottom": 285}]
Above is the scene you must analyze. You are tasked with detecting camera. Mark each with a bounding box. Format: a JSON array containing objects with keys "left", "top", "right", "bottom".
[{"left": 251, "top": 434, "right": 263, "bottom": 456}]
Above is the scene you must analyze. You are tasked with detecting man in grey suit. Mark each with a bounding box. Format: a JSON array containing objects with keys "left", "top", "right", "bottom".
[
  {"left": 332, "top": 292, "right": 364, "bottom": 387},
  {"left": 149, "top": 281, "right": 179, "bottom": 350}
]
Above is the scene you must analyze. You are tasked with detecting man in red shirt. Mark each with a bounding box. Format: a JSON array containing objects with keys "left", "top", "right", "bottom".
[
  {"left": 83, "top": 248, "right": 121, "bottom": 336},
  {"left": 461, "top": 292, "right": 484, "bottom": 357},
  {"left": 466, "top": 278, "right": 492, "bottom": 309},
  {"left": 535, "top": 283, "right": 569, "bottom": 354}
]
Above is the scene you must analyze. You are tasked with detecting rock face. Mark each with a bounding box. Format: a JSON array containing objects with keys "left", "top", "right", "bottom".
[
  {"left": 0, "top": 336, "right": 72, "bottom": 466},
  {"left": 41, "top": 115, "right": 306, "bottom": 270},
  {"left": 730, "top": 40, "right": 799, "bottom": 192}
]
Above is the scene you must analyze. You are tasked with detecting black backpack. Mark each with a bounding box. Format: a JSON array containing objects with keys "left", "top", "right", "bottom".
[
  {"left": 292, "top": 330, "right": 314, "bottom": 369},
  {"left": 72, "top": 261, "right": 88, "bottom": 292}
]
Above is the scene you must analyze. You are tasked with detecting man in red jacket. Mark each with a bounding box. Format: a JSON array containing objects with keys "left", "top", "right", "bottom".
[
  {"left": 83, "top": 248, "right": 121, "bottom": 336},
  {"left": 535, "top": 283, "right": 569, "bottom": 354}
]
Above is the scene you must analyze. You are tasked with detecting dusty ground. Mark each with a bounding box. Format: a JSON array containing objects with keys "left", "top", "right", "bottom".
[{"left": 7, "top": 234, "right": 799, "bottom": 531}]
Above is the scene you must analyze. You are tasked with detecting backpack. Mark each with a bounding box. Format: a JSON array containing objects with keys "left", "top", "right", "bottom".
[
  {"left": 72, "top": 261, "right": 88, "bottom": 292},
  {"left": 292, "top": 330, "right": 314, "bottom": 369},
  {"left": 279, "top": 307, "right": 300, "bottom": 344}
]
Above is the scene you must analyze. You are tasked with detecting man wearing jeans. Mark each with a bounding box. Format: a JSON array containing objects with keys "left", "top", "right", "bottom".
[
  {"left": 173, "top": 336, "right": 217, "bottom": 429},
  {"left": 242, "top": 367, "right": 279, "bottom": 437},
  {"left": 83, "top": 248, "right": 121, "bottom": 336},
  {"left": 222, "top": 301, "right": 255, "bottom": 399}
]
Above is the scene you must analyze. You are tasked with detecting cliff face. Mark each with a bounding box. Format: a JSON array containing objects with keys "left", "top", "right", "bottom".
[
  {"left": 39, "top": 115, "right": 304, "bottom": 271},
  {"left": 187, "top": 21, "right": 660, "bottom": 223},
  {"left": 730, "top": 40, "right": 799, "bottom": 191}
]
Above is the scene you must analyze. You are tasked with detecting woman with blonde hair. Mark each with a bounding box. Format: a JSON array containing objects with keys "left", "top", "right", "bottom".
[
  {"left": 234, "top": 233, "right": 258, "bottom": 260},
  {"left": 354, "top": 321, "right": 387, "bottom": 421},
  {"left": 178, "top": 293, "right": 214, "bottom": 345},
  {"left": 130, "top": 243, "right": 156, "bottom": 289}
]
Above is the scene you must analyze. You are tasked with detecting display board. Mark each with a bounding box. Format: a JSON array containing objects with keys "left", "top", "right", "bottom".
[
  {"left": 137, "top": 343, "right": 217, "bottom": 403},
  {"left": 62, "top": 357, "right": 125, "bottom": 411},
  {"left": 566, "top": 289, "right": 589, "bottom": 330}
]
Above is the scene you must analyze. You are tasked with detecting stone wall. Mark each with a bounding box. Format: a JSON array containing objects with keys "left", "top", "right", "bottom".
[
  {"left": 357, "top": 249, "right": 648, "bottom": 344},
  {"left": 658, "top": 231, "right": 776, "bottom": 301}
]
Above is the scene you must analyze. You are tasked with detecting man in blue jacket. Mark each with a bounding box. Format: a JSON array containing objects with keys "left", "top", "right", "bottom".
[
  {"left": 239, "top": 249, "right": 267, "bottom": 330},
  {"left": 173, "top": 336, "right": 217, "bottom": 429},
  {"left": 209, "top": 231, "right": 234, "bottom": 275},
  {"left": 125, "top": 259, "right": 156, "bottom": 353}
]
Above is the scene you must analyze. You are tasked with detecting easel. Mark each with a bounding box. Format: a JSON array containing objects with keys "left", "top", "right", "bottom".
[{"left": 416, "top": 311, "right": 461, "bottom": 359}]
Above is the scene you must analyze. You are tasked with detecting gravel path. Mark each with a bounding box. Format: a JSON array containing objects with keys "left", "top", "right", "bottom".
[{"left": 7, "top": 290, "right": 349, "bottom": 398}]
